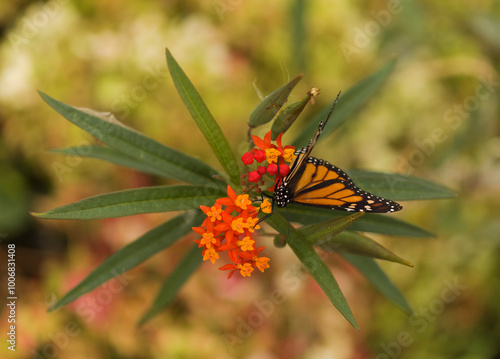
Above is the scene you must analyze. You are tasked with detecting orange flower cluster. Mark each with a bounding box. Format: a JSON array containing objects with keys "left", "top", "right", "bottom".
[{"left": 193, "top": 185, "right": 272, "bottom": 279}]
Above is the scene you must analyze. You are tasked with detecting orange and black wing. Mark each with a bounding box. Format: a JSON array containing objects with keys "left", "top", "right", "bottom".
[
  {"left": 291, "top": 157, "right": 402, "bottom": 213},
  {"left": 281, "top": 93, "right": 341, "bottom": 187}
]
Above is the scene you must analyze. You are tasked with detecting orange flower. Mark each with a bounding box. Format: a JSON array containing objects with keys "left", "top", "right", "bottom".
[
  {"left": 276, "top": 132, "right": 296, "bottom": 163},
  {"left": 260, "top": 198, "right": 272, "bottom": 214},
  {"left": 217, "top": 186, "right": 257, "bottom": 213},
  {"left": 193, "top": 185, "right": 269, "bottom": 279},
  {"left": 245, "top": 216, "right": 260, "bottom": 233},
  {"left": 231, "top": 217, "right": 248, "bottom": 234},
  {"left": 282, "top": 148, "right": 296, "bottom": 162},
  {"left": 200, "top": 232, "right": 216, "bottom": 248},
  {"left": 238, "top": 263, "right": 254, "bottom": 277},
  {"left": 234, "top": 194, "right": 252, "bottom": 210},
  {"left": 193, "top": 226, "right": 220, "bottom": 248},
  {"left": 252, "top": 131, "right": 274, "bottom": 152},
  {"left": 254, "top": 257, "right": 270, "bottom": 272},
  {"left": 265, "top": 148, "right": 282, "bottom": 164},
  {"left": 203, "top": 248, "right": 219, "bottom": 264},
  {"left": 237, "top": 236, "right": 255, "bottom": 251},
  {"left": 200, "top": 204, "right": 222, "bottom": 221}
]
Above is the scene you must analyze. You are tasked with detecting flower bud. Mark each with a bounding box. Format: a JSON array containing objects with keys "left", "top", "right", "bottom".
[
  {"left": 279, "top": 164, "right": 290, "bottom": 176},
  {"left": 253, "top": 149, "right": 266, "bottom": 163},
  {"left": 267, "top": 163, "right": 278, "bottom": 176},
  {"left": 241, "top": 152, "right": 254, "bottom": 165},
  {"left": 248, "top": 171, "right": 261, "bottom": 183},
  {"left": 257, "top": 166, "right": 267, "bottom": 175}
]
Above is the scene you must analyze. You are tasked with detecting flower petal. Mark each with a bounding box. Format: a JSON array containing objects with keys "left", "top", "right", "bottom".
[{"left": 252, "top": 135, "right": 267, "bottom": 150}]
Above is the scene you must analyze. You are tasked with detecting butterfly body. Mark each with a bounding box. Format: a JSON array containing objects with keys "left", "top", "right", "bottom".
[
  {"left": 273, "top": 182, "right": 294, "bottom": 208},
  {"left": 272, "top": 92, "right": 402, "bottom": 214}
]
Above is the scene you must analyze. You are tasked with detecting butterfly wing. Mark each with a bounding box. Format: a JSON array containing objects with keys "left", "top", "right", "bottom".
[
  {"left": 282, "top": 125, "right": 326, "bottom": 187},
  {"left": 291, "top": 157, "right": 402, "bottom": 213},
  {"left": 274, "top": 92, "right": 402, "bottom": 213},
  {"left": 281, "top": 93, "right": 341, "bottom": 188}
]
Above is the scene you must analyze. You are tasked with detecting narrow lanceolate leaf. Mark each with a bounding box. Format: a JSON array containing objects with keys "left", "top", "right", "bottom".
[
  {"left": 138, "top": 244, "right": 202, "bottom": 326},
  {"left": 50, "top": 145, "right": 169, "bottom": 177},
  {"left": 342, "top": 253, "right": 413, "bottom": 314},
  {"left": 291, "top": 0, "right": 307, "bottom": 70},
  {"left": 266, "top": 213, "right": 358, "bottom": 329},
  {"left": 166, "top": 49, "right": 240, "bottom": 186},
  {"left": 39, "top": 91, "right": 219, "bottom": 185},
  {"left": 49, "top": 211, "right": 204, "bottom": 311},
  {"left": 248, "top": 74, "right": 303, "bottom": 128},
  {"left": 298, "top": 212, "right": 365, "bottom": 240},
  {"left": 271, "top": 88, "right": 319, "bottom": 140},
  {"left": 273, "top": 212, "right": 364, "bottom": 248},
  {"left": 310, "top": 230, "right": 414, "bottom": 267},
  {"left": 293, "top": 58, "right": 397, "bottom": 147},
  {"left": 32, "top": 185, "right": 226, "bottom": 220},
  {"left": 283, "top": 204, "right": 434, "bottom": 238},
  {"left": 347, "top": 170, "right": 457, "bottom": 201}
]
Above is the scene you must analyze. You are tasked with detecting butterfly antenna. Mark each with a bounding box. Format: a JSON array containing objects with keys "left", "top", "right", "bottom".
[
  {"left": 255, "top": 211, "right": 273, "bottom": 226},
  {"left": 308, "top": 91, "right": 342, "bottom": 151},
  {"left": 321, "top": 91, "right": 342, "bottom": 130}
]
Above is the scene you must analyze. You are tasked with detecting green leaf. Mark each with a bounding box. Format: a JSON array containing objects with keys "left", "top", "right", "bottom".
[
  {"left": 274, "top": 212, "right": 363, "bottom": 248},
  {"left": 309, "top": 230, "right": 414, "bottom": 267},
  {"left": 298, "top": 212, "right": 365, "bottom": 240},
  {"left": 50, "top": 145, "right": 168, "bottom": 177},
  {"left": 291, "top": 0, "right": 307, "bottom": 70},
  {"left": 292, "top": 58, "right": 397, "bottom": 147},
  {"left": 49, "top": 211, "right": 204, "bottom": 311},
  {"left": 166, "top": 49, "right": 240, "bottom": 186},
  {"left": 266, "top": 213, "right": 358, "bottom": 329},
  {"left": 39, "top": 91, "right": 219, "bottom": 186},
  {"left": 271, "top": 90, "right": 317, "bottom": 140},
  {"left": 348, "top": 170, "right": 457, "bottom": 201},
  {"left": 342, "top": 254, "right": 413, "bottom": 314},
  {"left": 282, "top": 204, "right": 434, "bottom": 238},
  {"left": 32, "top": 185, "right": 225, "bottom": 220},
  {"left": 138, "top": 244, "right": 202, "bottom": 326},
  {"left": 248, "top": 74, "right": 303, "bottom": 128}
]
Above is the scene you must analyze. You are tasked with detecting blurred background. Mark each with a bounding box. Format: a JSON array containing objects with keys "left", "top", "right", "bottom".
[{"left": 0, "top": 0, "right": 499, "bottom": 358}]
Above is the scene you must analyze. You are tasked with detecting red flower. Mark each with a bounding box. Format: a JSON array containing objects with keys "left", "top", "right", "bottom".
[
  {"left": 241, "top": 152, "right": 254, "bottom": 165},
  {"left": 257, "top": 166, "right": 267, "bottom": 175},
  {"left": 248, "top": 171, "right": 261, "bottom": 183},
  {"left": 279, "top": 164, "right": 290, "bottom": 176},
  {"left": 267, "top": 163, "right": 278, "bottom": 176},
  {"left": 253, "top": 149, "right": 266, "bottom": 163},
  {"left": 242, "top": 131, "right": 296, "bottom": 191}
]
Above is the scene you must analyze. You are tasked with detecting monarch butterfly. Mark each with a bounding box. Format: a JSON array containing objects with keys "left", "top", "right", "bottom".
[{"left": 273, "top": 92, "right": 402, "bottom": 213}]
